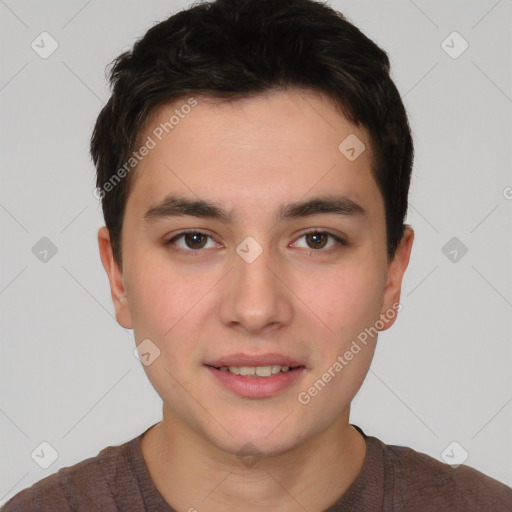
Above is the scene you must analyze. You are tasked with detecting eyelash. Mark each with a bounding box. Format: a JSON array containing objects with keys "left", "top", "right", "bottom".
[{"left": 163, "top": 229, "right": 347, "bottom": 257}]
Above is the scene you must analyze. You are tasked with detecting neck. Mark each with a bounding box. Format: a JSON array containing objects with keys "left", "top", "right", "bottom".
[{"left": 141, "top": 406, "right": 366, "bottom": 512}]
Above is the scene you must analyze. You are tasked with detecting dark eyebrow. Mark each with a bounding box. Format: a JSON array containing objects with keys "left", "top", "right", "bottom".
[
  {"left": 143, "top": 194, "right": 232, "bottom": 223},
  {"left": 277, "top": 195, "right": 367, "bottom": 223},
  {"left": 143, "top": 193, "right": 368, "bottom": 224}
]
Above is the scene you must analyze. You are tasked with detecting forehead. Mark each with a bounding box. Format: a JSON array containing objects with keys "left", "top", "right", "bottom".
[{"left": 126, "top": 89, "right": 382, "bottom": 224}]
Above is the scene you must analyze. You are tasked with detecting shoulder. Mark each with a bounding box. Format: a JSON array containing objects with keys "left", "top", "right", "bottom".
[
  {"left": 377, "top": 438, "right": 512, "bottom": 511},
  {"left": 0, "top": 439, "right": 134, "bottom": 512}
]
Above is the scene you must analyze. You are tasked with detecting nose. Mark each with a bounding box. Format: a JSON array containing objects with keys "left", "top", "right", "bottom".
[{"left": 218, "top": 240, "right": 293, "bottom": 335}]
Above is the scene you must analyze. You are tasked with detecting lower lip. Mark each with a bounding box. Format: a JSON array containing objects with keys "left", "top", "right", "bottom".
[{"left": 205, "top": 365, "right": 306, "bottom": 398}]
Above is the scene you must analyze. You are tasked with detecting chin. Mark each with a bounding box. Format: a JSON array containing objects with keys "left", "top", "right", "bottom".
[{"left": 202, "top": 415, "right": 308, "bottom": 460}]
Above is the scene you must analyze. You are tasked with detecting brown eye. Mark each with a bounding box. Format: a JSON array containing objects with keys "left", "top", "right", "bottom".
[
  {"left": 305, "top": 232, "right": 329, "bottom": 249},
  {"left": 291, "top": 230, "right": 347, "bottom": 254},
  {"left": 182, "top": 232, "right": 208, "bottom": 249},
  {"left": 164, "top": 231, "right": 217, "bottom": 254}
]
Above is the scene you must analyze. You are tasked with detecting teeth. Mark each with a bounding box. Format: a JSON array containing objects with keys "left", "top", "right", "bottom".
[
  {"left": 220, "top": 365, "right": 293, "bottom": 377},
  {"left": 256, "top": 366, "right": 272, "bottom": 377}
]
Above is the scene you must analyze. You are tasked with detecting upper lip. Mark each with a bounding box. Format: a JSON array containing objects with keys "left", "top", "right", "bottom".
[{"left": 205, "top": 353, "right": 305, "bottom": 368}]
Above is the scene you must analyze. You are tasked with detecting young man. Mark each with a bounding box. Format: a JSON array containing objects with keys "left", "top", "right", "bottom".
[{"left": 3, "top": 0, "right": 511, "bottom": 510}]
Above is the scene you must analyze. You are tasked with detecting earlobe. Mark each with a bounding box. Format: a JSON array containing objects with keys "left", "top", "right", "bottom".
[
  {"left": 97, "top": 226, "right": 133, "bottom": 329},
  {"left": 378, "top": 225, "right": 414, "bottom": 331}
]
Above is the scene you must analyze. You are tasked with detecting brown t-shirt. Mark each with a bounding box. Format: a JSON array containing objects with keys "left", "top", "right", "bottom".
[{"left": 2, "top": 423, "right": 511, "bottom": 511}]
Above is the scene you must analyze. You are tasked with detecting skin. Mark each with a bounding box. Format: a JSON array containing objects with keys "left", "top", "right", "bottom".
[{"left": 98, "top": 88, "right": 414, "bottom": 511}]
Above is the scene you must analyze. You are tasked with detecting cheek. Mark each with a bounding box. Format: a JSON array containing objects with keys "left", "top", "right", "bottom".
[
  {"left": 298, "top": 267, "right": 383, "bottom": 412},
  {"left": 123, "top": 243, "right": 177, "bottom": 326},
  {"left": 125, "top": 270, "right": 170, "bottom": 338},
  {"left": 126, "top": 267, "right": 199, "bottom": 394},
  {"left": 124, "top": 253, "right": 218, "bottom": 349},
  {"left": 310, "top": 263, "right": 385, "bottom": 343}
]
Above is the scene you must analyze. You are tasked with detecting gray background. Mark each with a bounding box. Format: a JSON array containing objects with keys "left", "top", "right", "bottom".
[{"left": 1, "top": 0, "right": 511, "bottom": 504}]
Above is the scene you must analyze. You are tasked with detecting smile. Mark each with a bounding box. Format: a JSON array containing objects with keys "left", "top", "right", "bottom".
[
  {"left": 215, "top": 365, "right": 301, "bottom": 377},
  {"left": 205, "top": 365, "right": 306, "bottom": 398}
]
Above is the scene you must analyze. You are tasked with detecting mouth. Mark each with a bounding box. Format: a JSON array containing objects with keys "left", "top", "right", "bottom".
[
  {"left": 206, "top": 364, "right": 305, "bottom": 378},
  {"left": 204, "top": 363, "right": 307, "bottom": 398},
  {"left": 203, "top": 353, "right": 307, "bottom": 397}
]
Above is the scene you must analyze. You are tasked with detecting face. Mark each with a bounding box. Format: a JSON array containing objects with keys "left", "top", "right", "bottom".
[{"left": 99, "top": 89, "right": 413, "bottom": 458}]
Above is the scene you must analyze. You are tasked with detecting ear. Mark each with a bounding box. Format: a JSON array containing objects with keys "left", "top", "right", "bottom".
[
  {"left": 378, "top": 225, "right": 414, "bottom": 331},
  {"left": 97, "top": 226, "right": 133, "bottom": 329}
]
